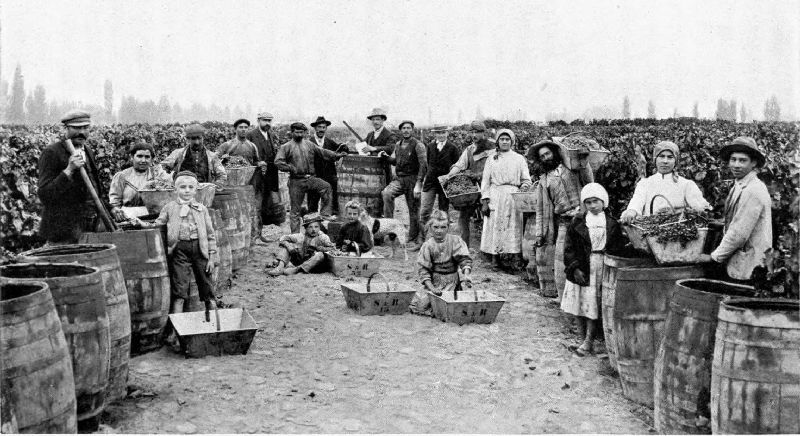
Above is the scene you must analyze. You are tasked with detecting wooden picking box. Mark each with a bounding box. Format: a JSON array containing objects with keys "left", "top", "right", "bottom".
[
  {"left": 430, "top": 289, "right": 506, "bottom": 325},
  {"left": 169, "top": 308, "right": 258, "bottom": 358},
  {"left": 340, "top": 273, "right": 416, "bottom": 315},
  {"left": 327, "top": 252, "right": 384, "bottom": 278}
]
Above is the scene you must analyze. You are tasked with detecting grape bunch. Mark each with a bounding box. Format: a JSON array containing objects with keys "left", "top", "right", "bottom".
[
  {"left": 224, "top": 156, "right": 251, "bottom": 168},
  {"left": 141, "top": 179, "right": 175, "bottom": 191},
  {"left": 443, "top": 174, "right": 479, "bottom": 196},
  {"left": 562, "top": 135, "right": 602, "bottom": 151},
  {"left": 634, "top": 208, "right": 708, "bottom": 247}
]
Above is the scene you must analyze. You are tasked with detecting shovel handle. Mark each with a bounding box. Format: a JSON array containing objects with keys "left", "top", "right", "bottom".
[
  {"left": 214, "top": 302, "right": 221, "bottom": 332},
  {"left": 64, "top": 139, "right": 118, "bottom": 232}
]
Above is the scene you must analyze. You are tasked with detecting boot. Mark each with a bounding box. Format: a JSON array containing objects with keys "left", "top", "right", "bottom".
[{"left": 265, "top": 259, "right": 286, "bottom": 276}]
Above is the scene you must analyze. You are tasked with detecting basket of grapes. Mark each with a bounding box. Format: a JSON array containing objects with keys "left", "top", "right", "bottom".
[
  {"left": 439, "top": 173, "right": 481, "bottom": 209},
  {"left": 553, "top": 132, "right": 610, "bottom": 171},
  {"left": 138, "top": 179, "right": 177, "bottom": 214},
  {"left": 222, "top": 156, "right": 257, "bottom": 186},
  {"left": 630, "top": 195, "right": 709, "bottom": 265}
]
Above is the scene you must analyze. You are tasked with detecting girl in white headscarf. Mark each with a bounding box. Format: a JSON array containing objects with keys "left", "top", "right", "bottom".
[
  {"left": 621, "top": 141, "right": 710, "bottom": 223},
  {"left": 561, "top": 183, "right": 628, "bottom": 356},
  {"left": 479, "top": 129, "right": 532, "bottom": 266}
]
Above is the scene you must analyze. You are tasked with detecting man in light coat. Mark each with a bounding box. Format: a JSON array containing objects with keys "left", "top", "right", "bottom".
[{"left": 706, "top": 137, "right": 772, "bottom": 282}]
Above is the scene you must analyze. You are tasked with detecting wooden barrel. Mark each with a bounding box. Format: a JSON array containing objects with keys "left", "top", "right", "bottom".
[
  {"left": 225, "top": 185, "right": 255, "bottom": 259},
  {"left": 710, "top": 298, "right": 799, "bottom": 434},
  {"left": 654, "top": 279, "right": 753, "bottom": 434},
  {"left": 80, "top": 229, "right": 171, "bottom": 355},
  {"left": 1, "top": 281, "right": 77, "bottom": 433},
  {"left": 0, "top": 263, "right": 110, "bottom": 421},
  {"left": 213, "top": 191, "right": 247, "bottom": 271},
  {"left": 601, "top": 254, "right": 655, "bottom": 372},
  {"left": 613, "top": 264, "right": 705, "bottom": 408},
  {"left": 337, "top": 155, "right": 386, "bottom": 217},
  {"left": 19, "top": 244, "right": 132, "bottom": 404},
  {"left": 211, "top": 209, "right": 232, "bottom": 297},
  {"left": 279, "top": 171, "right": 290, "bottom": 213},
  {"left": 1, "top": 377, "right": 19, "bottom": 434}
]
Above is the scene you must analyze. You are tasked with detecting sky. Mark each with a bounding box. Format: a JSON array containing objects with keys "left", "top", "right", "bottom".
[{"left": 1, "top": 0, "right": 798, "bottom": 124}]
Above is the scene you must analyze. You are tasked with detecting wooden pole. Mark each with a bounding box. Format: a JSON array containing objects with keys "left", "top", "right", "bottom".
[{"left": 64, "top": 138, "right": 118, "bottom": 232}]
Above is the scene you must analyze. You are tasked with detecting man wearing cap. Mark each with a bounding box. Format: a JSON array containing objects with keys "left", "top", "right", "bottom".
[
  {"left": 379, "top": 120, "right": 428, "bottom": 249},
  {"left": 444, "top": 120, "right": 496, "bottom": 247},
  {"left": 38, "top": 109, "right": 112, "bottom": 243},
  {"left": 247, "top": 112, "right": 285, "bottom": 238},
  {"left": 307, "top": 116, "right": 344, "bottom": 214},
  {"left": 704, "top": 137, "right": 772, "bottom": 281},
  {"left": 419, "top": 124, "right": 460, "bottom": 240},
  {"left": 218, "top": 119, "right": 259, "bottom": 165},
  {"left": 363, "top": 108, "right": 397, "bottom": 217},
  {"left": 161, "top": 124, "right": 227, "bottom": 185},
  {"left": 275, "top": 122, "right": 348, "bottom": 232},
  {"left": 531, "top": 140, "right": 593, "bottom": 300}
]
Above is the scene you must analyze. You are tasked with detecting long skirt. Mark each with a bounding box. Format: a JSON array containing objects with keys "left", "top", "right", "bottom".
[
  {"left": 480, "top": 185, "right": 523, "bottom": 255},
  {"left": 560, "top": 253, "right": 604, "bottom": 319}
]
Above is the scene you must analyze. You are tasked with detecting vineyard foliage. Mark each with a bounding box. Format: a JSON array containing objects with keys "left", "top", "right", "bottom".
[{"left": 1, "top": 119, "right": 798, "bottom": 296}]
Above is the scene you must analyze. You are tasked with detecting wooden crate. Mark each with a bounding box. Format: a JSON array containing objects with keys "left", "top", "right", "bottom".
[
  {"left": 430, "top": 289, "right": 506, "bottom": 325},
  {"left": 169, "top": 308, "right": 258, "bottom": 358},
  {"left": 327, "top": 252, "right": 384, "bottom": 278},
  {"left": 340, "top": 274, "right": 416, "bottom": 316},
  {"left": 512, "top": 192, "right": 537, "bottom": 213}
]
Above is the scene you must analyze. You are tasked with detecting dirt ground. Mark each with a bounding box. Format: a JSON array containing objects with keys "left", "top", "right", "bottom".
[{"left": 100, "top": 216, "right": 655, "bottom": 434}]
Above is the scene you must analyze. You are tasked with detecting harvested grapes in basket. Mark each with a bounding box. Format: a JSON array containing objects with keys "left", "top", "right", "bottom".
[
  {"left": 224, "top": 155, "right": 251, "bottom": 168},
  {"left": 561, "top": 135, "right": 602, "bottom": 151},
  {"left": 443, "top": 174, "right": 479, "bottom": 197},
  {"left": 632, "top": 208, "right": 708, "bottom": 247},
  {"left": 141, "top": 179, "right": 174, "bottom": 191}
]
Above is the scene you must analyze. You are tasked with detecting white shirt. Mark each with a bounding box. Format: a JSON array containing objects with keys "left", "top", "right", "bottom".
[
  {"left": 314, "top": 135, "right": 325, "bottom": 147},
  {"left": 625, "top": 172, "right": 710, "bottom": 215},
  {"left": 372, "top": 127, "right": 384, "bottom": 140},
  {"left": 260, "top": 128, "right": 271, "bottom": 142},
  {"left": 585, "top": 212, "right": 607, "bottom": 251},
  {"left": 436, "top": 141, "right": 445, "bottom": 151}
]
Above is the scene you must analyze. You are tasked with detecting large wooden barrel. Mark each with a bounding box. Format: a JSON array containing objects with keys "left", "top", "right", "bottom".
[
  {"left": 613, "top": 264, "right": 705, "bottom": 408},
  {"left": 225, "top": 185, "right": 255, "bottom": 263},
  {"left": 601, "top": 254, "right": 655, "bottom": 372},
  {"left": 19, "top": 244, "right": 132, "bottom": 404},
  {"left": 81, "top": 229, "right": 171, "bottom": 355},
  {"left": 0, "top": 263, "right": 110, "bottom": 421},
  {"left": 1, "top": 377, "right": 19, "bottom": 434},
  {"left": 1, "top": 281, "right": 77, "bottom": 433},
  {"left": 213, "top": 191, "right": 247, "bottom": 271},
  {"left": 337, "top": 155, "right": 386, "bottom": 217},
  {"left": 710, "top": 298, "right": 799, "bottom": 434},
  {"left": 654, "top": 279, "right": 753, "bottom": 434},
  {"left": 279, "top": 171, "right": 290, "bottom": 213},
  {"left": 211, "top": 209, "right": 232, "bottom": 297}
]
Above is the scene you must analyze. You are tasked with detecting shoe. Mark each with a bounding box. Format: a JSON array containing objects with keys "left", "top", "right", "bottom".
[
  {"left": 265, "top": 266, "right": 284, "bottom": 276},
  {"left": 284, "top": 266, "right": 300, "bottom": 275}
]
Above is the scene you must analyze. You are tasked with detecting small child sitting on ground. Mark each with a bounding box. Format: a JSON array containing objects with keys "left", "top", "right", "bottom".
[
  {"left": 336, "top": 200, "right": 373, "bottom": 255},
  {"left": 561, "top": 182, "right": 627, "bottom": 356},
  {"left": 410, "top": 210, "right": 473, "bottom": 315},
  {"left": 133, "top": 170, "right": 218, "bottom": 316},
  {"left": 265, "top": 212, "right": 335, "bottom": 275}
]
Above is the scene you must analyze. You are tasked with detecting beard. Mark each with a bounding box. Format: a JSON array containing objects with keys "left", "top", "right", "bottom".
[{"left": 541, "top": 159, "right": 559, "bottom": 172}]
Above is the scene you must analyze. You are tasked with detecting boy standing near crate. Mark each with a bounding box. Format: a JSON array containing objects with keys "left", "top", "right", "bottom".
[
  {"left": 132, "top": 171, "right": 218, "bottom": 316},
  {"left": 265, "top": 212, "right": 336, "bottom": 275},
  {"left": 410, "top": 210, "right": 473, "bottom": 315},
  {"left": 337, "top": 201, "right": 374, "bottom": 255}
]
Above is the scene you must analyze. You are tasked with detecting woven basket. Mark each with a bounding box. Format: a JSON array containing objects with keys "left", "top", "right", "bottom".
[
  {"left": 553, "top": 132, "right": 609, "bottom": 171},
  {"left": 224, "top": 166, "right": 256, "bottom": 186},
  {"left": 139, "top": 190, "right": 176, "bottom": 215},
  {"left": 625, "top": 224, "right": 652, "bottom": 254},
  {"left": 512, "top": 191, "right": 537, "bottom": 213},
  {"left": 647, "top": 228, "right": 708, "bottom": 266},
  {"left": 439, "top": 174, "right": 481, "bottom": 209},
  {"left": 340, "top": 273, "right": 416, "bottom": 316},
  {"left": 195, "top": 183, "right": 216, "bottom": 207}
]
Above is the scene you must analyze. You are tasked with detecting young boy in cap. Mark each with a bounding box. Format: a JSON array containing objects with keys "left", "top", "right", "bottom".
[
  {"left": 703, "top": 136, "right": 772, "bottom": 282},
  {"left": 132, "top": 171, "right": 218, "bottom": 315},
  {"left": 337, "top": 201, "right": 374, "bottom": 255},
  {"left": 266, "top": 212, "right": 336, "bottom": 275}
]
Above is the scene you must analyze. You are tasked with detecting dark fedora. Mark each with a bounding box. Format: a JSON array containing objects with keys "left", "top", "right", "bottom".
[
  {"left": 310, "top": 116, "right": 332, "bottom": 127},
  {"left": 720, "top": 136, "right": 765, "bottom": 167}
]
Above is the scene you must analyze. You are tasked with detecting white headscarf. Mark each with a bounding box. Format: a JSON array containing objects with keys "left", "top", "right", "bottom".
[{"left": 580, "top": 182, "right": 609, "bottom": 208}]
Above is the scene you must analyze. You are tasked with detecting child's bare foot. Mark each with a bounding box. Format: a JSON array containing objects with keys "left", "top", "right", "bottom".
[
  {"left": 265, "top": 260, "right": 285, "bottom": 276},
  {"left": 284, "top": 266, "right": 300, "bottom": 275}
]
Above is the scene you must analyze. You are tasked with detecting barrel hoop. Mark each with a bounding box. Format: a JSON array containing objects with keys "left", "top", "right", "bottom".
[
  {"left": 2, "top": 347, "right": 72, "bottom": 380},
  {"left": 0, "top": 297, "right": 56, "bottom": 320},
  {"left": 712, "top": 365, "right": 800, "bottom": 384},
  {"left": 60, "top": 317, "right": 111, "bottom": 333},
  {"left": 715, "top": 336, "right": 798, "bottom": 349},
  {"left": 617, "top": 314, "right": 668, "bottom": 321},
  {"left": 0, "top": 317, "right": 64, "bottom": 349}
]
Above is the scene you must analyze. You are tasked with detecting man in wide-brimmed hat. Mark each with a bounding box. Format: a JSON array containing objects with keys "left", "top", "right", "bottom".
[
  {"left": 363, "top": 108, "right": 397, "bottom": 217},
  {"left": 38, "top": 109, "right": 113, "bottom": 243},
  {"left": 265, "top": 212, "right": 336, "bottom": 276},
  {"left": 443, "top": 120, "right": 496, "bottom": 247},
  {"left": 307, "top": 116, "right": 344, "bottom": 214},
  {"left": 419, "top": 124, "right": 460, "bottom": 242},
  {"left": 161, "top": 123, "right": 227, "bottom": 185},
  {"left": 704, "top": 136, "right": 772, "bottom": 281},
  {"left": 247, "top": 111, "right": 286, "bottom": 239},
  {"left": 530, "top": 139, "right": 593, "bottom": 301},
  {"left": 275, "top": 122, "right": 348, "bottom": 232}
]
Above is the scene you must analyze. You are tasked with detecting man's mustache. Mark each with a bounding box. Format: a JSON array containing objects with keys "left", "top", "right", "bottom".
[{"left": 72, "top": 133, "right": 87, "bottom": 140}]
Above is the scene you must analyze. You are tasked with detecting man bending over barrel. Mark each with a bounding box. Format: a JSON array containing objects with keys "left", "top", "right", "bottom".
[{"left": 265, "top": 213, "right": 336, "bottom": 276}]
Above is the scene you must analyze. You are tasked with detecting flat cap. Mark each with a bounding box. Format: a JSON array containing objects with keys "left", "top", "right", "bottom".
[
  {"left": 175, "top": 170, "right": 198, "bottom": 180},
  {"left": 61, "top": 109, "right": 91, "bottom": 127},
  {"left": 720, "top": 136, "right": 765, "bottom": 167},
  {"left": 289, "top": 122, "right": 308, "bottom": 131},
  {"left": 469, "top": 120, "right": 487, "bottom": 132},
  {"left": 184, "top": 124, "right": 206, "bottom": 137},
  {"left": 302, "top": 212, "right": 324, "bottom": 226},
  {"left": 233, "top": 118, "right": 251, "bottom": 128},
  {"left": 257, "top": 112, "right": 274, "bottom": 120},
  {"left": 398, "top": 120, "right": 415, "bottom": 129},
  {"left": 430, "top": 124, "right": 450, "bottom": 132}
]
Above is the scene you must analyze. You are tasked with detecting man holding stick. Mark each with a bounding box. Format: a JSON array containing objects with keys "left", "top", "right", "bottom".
[{"left": 37, "top": 110, "right": 113, "bottom": 244}]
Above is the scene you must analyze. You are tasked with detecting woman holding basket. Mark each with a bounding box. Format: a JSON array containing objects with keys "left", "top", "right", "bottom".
[
  {"left": 108, "top": 142, "right": 172, "bottom": 221},
  {"left": 620, "top": 141, "right": 710, "bottom": 223}
]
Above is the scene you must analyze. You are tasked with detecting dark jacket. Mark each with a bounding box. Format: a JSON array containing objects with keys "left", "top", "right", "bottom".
[
  {"left": 337, "top": 221, "right": 374, "bottom": 254},
  {"left": 563, "top": 210, "right": 627, "bottom": 283},
  {"left": 246, "top": 127, "right": 280, "bottom": 192},
  {"left": 37, "top": 139, "right": 109, "bottom": 242},
  {"left": 386, "top": 137, "right": 427, "bottom": 182},
  {"left": 310, "top": 135, "right": 342, "bottom": 182},
  {"left": 365, "top": 128, "right": 397, "bottom": 155},
  {"left": 423, "top": 140, "right": 460, "bottom": 191}
]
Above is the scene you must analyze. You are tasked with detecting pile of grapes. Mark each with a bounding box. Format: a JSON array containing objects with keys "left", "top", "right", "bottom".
[
  {"left": 224, "top": 156, "right": 251, "bottom": 168},
  {"left": 633, "top": 208, "right": 708, "bottom": 247},
  {"left": 561, "top": 135, "right": 602, "bottom": 151},
  {"left": 328, "top": 249, "right": 348, "bottom": 256},
  {"left": 141, "top": 179, "right": 174, "bottom": 191},
  {"left": 443, "top": 174, "right": 479, "bottom": 197}
]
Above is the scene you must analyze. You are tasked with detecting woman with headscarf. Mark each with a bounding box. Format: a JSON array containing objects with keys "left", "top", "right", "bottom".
[
  {"left": 620, "top": 141, "right": 710, "bottom": 223},
  {"left": 108, "top": 142, "right": 172, "bottom": 221},
  {"left": 479, "top": 129, "right": 532, "bottom": 267}
]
